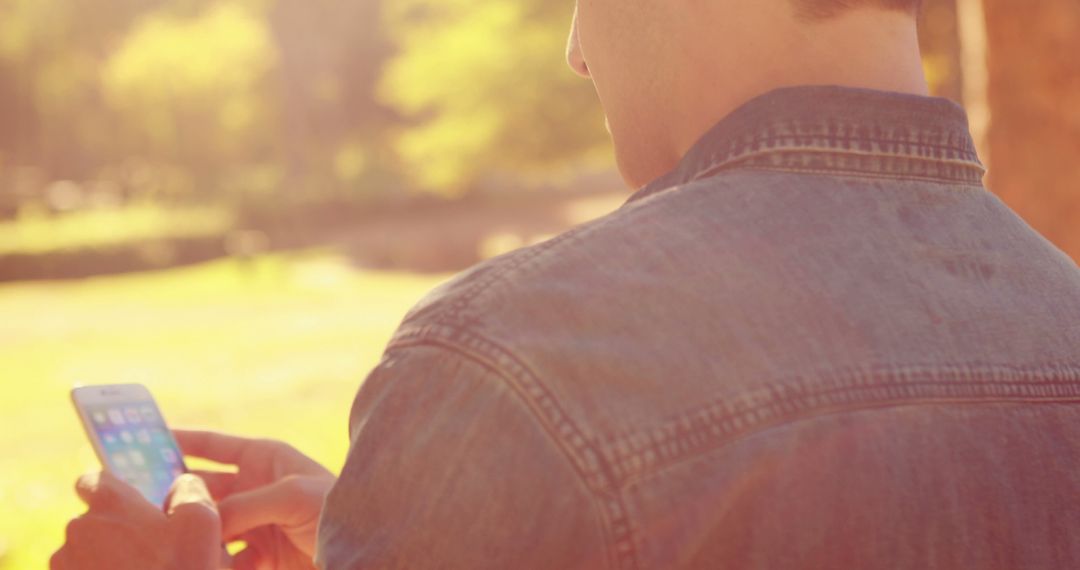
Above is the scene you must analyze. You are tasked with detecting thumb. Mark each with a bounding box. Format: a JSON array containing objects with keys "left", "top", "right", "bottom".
[
  {"left": 76, "top": 471, "right": 148, "bottom": 516},
  {"left": 166, "top": 474, "right": 221, "bottom": 535},
  {"left": 166, "top": 473, "right": 217, "bottom": 516},
  {"left": 164, "top": 474, "right": 223, "bottom": 569},
  {"left": 217, "top": 476, "right": 316, "bottom": 542}
]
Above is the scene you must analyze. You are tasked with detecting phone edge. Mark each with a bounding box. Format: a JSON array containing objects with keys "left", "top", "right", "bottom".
[{"left": 70, "top": 386, "right": 112, "bottom": 474}]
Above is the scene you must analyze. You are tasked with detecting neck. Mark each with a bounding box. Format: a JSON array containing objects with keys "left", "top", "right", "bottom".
[{"left": 672, "top": 9, "right": 928, "bottom": 162}]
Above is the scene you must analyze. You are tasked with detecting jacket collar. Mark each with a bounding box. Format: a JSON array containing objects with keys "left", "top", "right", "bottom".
[{"left": 627, "top": 85, "right": 986, "bottom": 204}]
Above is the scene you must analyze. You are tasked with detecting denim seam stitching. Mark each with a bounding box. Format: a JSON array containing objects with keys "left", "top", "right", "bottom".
[
  {"left": 715, "top": 146, "right": 985, "bottom": 167},
  {"left": 734, "top": 166, "right": 987, "bottom": 187},
  {"left": 692, "top": 153, "right": 984, "bottom": 184},
  {"left": 626, "top": 167, "right": 986, "bottom": 207},
  {"left": 600, "top": 363, "right": 1080, "bottom": 488},
  {"left": 388, "top": 325, "right": 640, "bottom": 570},
  {"left": 622, "top": 394, "right": 1080, "bottom": 492},
  {"left": 710, "top": 140, "right": 982, "bottom": 163}
]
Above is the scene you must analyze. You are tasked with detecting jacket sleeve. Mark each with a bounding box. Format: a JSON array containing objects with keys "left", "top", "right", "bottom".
[{"left": 314, "top": 344, "right": 609, "bottom": 570}]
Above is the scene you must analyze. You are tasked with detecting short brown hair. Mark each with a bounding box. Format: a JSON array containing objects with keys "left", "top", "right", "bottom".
[{"left": 793, "top": 0, "right": 923, "bottom": 19}]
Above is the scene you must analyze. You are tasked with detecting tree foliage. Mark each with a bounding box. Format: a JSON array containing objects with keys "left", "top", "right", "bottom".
[
  {"left": 0, "top": 0, "right": 612, "bottom": 203},
  {"left": 102, "top": 3, "right": 278, "bottom": 169},
  {"left": 0, "top": 0, "right": 395, "bottom": 205},
  {"left": 380, "top": 0, "right": 611, "bottom": 194}
]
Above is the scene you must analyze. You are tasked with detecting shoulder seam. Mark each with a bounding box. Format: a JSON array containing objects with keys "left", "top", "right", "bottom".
[
  {"left": 387, "top": 324, "right": 640, "bottom": 570},
  {"left": 602, "top": 362, "right": 1080, "bottom": 488},
  {"left": 622, "top": 393, "right": 1080, "bottom": 491}
]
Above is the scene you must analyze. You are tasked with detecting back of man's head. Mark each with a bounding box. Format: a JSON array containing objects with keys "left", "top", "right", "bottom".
[{"left": 566, "top": 0, "right": 929, "bottom": 188}]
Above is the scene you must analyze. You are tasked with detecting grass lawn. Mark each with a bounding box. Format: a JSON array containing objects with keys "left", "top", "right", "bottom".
[
  {"left": 0, "top": 252, "right": 448, "bottom": 569},
  {"left": 0, "top": 203, "right": 233, "bottom": 256}
]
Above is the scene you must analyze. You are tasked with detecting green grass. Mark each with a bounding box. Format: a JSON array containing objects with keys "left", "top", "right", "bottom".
[
  {"left": 0, "top": 253, "right": 448, "bottom": 569},
  {"left": 0, "top": 202, "right": 233, "bottom": 255}
]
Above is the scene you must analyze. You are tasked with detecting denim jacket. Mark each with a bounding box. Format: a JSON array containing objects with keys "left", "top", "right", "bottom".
[{"left": 316, "top": 86, "right": 1080, "bottom": 569}]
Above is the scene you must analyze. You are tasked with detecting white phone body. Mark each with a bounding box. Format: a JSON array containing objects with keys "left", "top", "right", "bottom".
[{"left": 71, "top": 383, "right": 188, "bottom": 507}]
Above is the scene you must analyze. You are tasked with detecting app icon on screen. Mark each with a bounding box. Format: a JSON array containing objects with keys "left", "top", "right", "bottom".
[
  {"left": 120, "top": 431, "right": 134, "bottom": 443},
  {"left": 160, "top": 448, "right": 178, "bottom": 464},
  {"left": 103, "top": 433, "right": 118, "bottom": 446},
  {"left": 92, "top": 412, "right": 108, "bottom": 425},
  {"left": 125, "top": 408, "right": 141, "bottom": 424},
  {"left": 108, "top": 409, "right": 125, "bottom": 426},
  {"left": 112, "top": 453, "right": 129, "bottom": 468},
  {"left": 136, "top": 429, "right": 151, "bottom": 444},
  {"left": 129, "top": 450, "right": 145, "bottom": 466},
  {"left": 140, "top": 406, "right": 157, "bottom": 423}
]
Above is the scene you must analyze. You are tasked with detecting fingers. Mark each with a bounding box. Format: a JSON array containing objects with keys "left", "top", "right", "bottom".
[
  {"left": 165, "top": 474, "right": 224, "bottom": 569},
  {"left": 49, "top": 544, "right": 72, "bottom": 569},
  {"left": 57, "top": 512, "right": 172, "bottom": 569},
  {"left": 219, "top": 545, "right": 235, "bottom": 569},
  {"left": 75, "top": 471, "right": 148, "bottom": 515},
  {"left": 188, "top": 469, "right": 238, "bottom": 500},
  {"left": 218, "top": 477, "right": 319, "bottom": 542},
  {"left": 173, "top": 430, "right": 254, "bottom": 464},
  {"left": 174, "top": 430, "right": 333, "bottom": 479},
  {"left": 166, "top": 474, "right": 218, "bottom": 518},
  {"left": 231, "top": 546, "right": 269, "bottom": 570}
]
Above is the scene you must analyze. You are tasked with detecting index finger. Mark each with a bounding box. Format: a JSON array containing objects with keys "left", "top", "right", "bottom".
[{"left": 173, "top": 430, "right": 253, "bottom": 465}]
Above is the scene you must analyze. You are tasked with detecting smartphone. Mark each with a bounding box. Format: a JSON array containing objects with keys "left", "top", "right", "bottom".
[{"left": 71, "top": 384, "right": 188, "bottom": 508}]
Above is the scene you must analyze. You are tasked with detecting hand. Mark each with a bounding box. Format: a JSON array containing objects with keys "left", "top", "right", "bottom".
[
  {"left": 51, "top": 472, "right": 221, "bottom": 570},
  {"left": 174, "top": 430, "right": 337, "bottom": 570}
]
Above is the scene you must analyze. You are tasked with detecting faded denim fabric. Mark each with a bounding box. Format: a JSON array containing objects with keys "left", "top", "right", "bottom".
[{"left": 315, "top": 86, "right": 1080, "bottom": 569}]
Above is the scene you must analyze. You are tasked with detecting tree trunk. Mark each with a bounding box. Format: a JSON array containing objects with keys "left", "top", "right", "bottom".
[
  {"left": 981, "top": 0, "right": 1080, "bottom": 261},
  {"left": 919, "top": 0, "right": 965, "bottom": 104}
]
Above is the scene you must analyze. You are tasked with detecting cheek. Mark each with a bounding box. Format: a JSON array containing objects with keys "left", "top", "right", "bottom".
[
  {"left": 574, "top": 1, "right": 660, "bottom": 110},
  {"left": 574, "top": 1, "right": 676, "bottom": 186},
  {"left": 573, "top": 0, "right": 623, "bottom": 77}
]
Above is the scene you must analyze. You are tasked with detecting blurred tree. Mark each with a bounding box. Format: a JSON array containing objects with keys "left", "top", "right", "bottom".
[
  {"left": 380, "top": 0, "right": 611, "bottom": 195},
  {"left": 0, "top": 0, "right": 399, "bottom": 208},
  {"left": 267, "top": 0, "right": 397, "bottom": 195},
  {"left": 0, "top": 0, "right": 152, "bottom": 181},
  {"left": 982, "top": 0, "right": 1080, "bottom": 261},
  {"left": 102, "top": 2, "right": 278, "bottom": 196}
]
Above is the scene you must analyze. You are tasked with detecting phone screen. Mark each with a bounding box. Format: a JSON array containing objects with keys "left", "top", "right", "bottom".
[{"left": 82, "top": 399, "right": 187, "bottom": 507}]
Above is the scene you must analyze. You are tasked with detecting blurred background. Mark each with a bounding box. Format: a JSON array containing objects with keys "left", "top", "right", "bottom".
[{"left": 0, "top": 0, "right": 1077, "bottom": 567}]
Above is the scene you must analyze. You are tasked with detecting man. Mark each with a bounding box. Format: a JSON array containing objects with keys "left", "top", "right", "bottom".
[{"left": 53, "top": 0, "right": 1080, "bottom": 568}]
